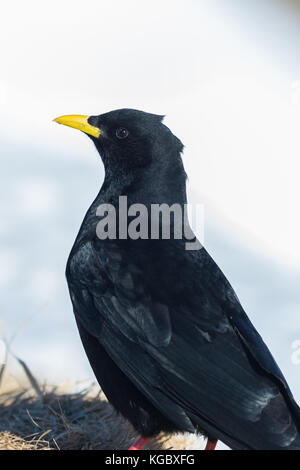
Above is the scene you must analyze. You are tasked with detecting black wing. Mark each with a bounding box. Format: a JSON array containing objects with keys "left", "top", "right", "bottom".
[{"left": 67, "top": 238, "right": 300, "bottom": 450}]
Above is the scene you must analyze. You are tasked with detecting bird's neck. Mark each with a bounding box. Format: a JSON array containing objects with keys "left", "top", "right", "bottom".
[
  {"left": 75, "top": 158, "right": 188, "bottom": 249},
  {"left": 98, "top": 151, "right": 187, "bottom": 208}
]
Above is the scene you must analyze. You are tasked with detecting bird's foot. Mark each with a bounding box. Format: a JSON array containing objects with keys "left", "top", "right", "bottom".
[
  {"left": 128, "top": 436, "right": 217, "bottom": 450},
  {"left": 205, "top": 439, "right": 218, "bottom": 450},
  {"left": 128, "top": 436, "right": 150, "bottom": 450}
]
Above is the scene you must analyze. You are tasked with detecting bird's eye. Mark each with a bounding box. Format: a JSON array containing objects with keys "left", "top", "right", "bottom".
[{"left": 116, "top": 127, "right": 129, "bottom": 139}]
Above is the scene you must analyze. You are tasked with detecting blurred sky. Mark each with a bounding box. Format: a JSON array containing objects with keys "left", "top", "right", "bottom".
[{"left": 0, "top": 0, "right": 299, "bottom": 424}]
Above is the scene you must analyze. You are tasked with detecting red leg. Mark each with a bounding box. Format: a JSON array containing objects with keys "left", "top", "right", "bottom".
[
  {"left": 128, "top": 436, "right": 150, "bottom": 450},
  {"left": 205, "top": 439, "right": 218, "bottom": 450}
]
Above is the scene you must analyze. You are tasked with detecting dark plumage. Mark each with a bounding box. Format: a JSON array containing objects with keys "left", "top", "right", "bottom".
[{"left": 56, "top": 109, "right": 300, "bottom": 449}]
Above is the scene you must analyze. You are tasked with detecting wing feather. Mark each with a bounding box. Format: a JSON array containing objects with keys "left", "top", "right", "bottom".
[{"left": 68, "top": 240, "right": 300, "bottom": 449}]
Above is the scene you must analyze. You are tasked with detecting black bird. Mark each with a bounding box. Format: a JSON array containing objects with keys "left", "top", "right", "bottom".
[{"left": 54, "top": 109, "right": 300, "bottom": 450}]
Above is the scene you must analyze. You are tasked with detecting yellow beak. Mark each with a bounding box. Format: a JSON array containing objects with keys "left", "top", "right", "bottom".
[{"left": 53, "top": 115, "right": 101, "bottom": 138}]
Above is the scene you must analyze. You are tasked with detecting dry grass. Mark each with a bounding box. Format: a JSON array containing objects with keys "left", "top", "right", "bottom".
[{"left": 0, "top": 359, "right": 205, "bottom": 451}]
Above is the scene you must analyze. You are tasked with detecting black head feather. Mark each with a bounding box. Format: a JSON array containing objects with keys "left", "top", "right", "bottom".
[{"left": 88, "top": 108, "right": 186, "bottom": 204}]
